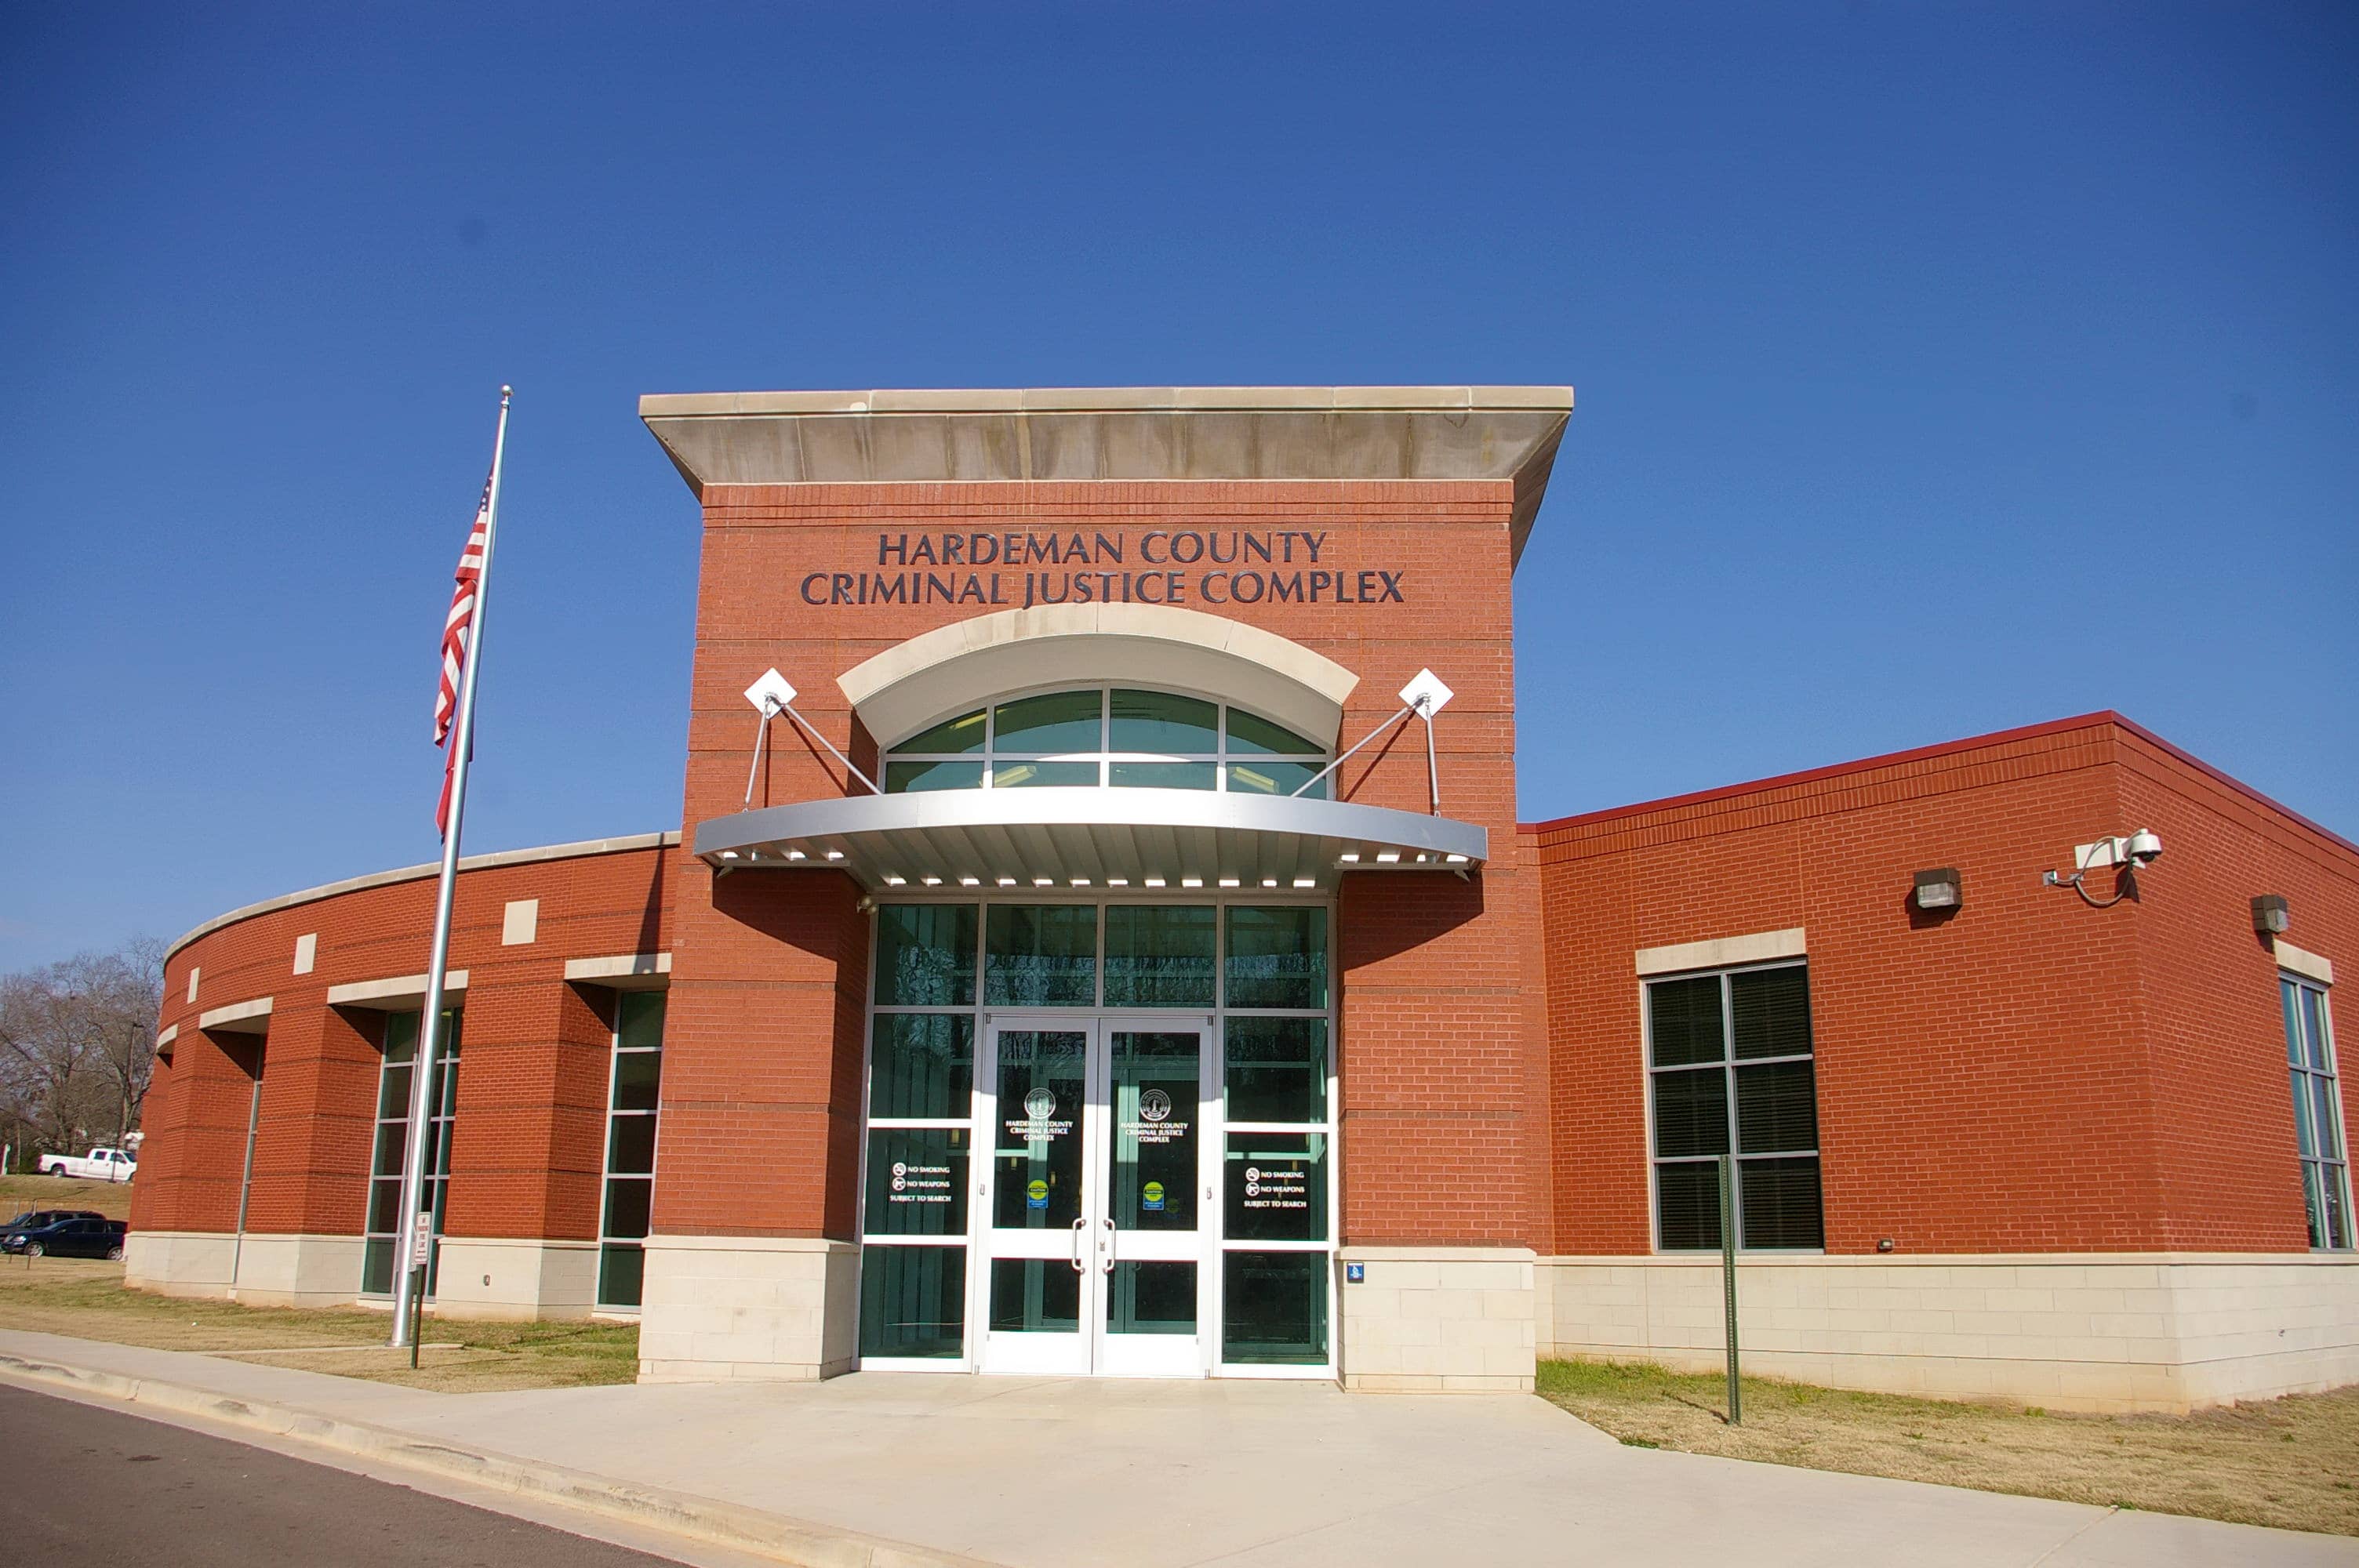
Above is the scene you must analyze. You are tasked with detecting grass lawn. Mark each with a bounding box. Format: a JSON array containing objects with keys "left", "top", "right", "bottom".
[
  {"left": 1539, "top": 1357, "right": 2359, "bottom": 1538},
  {"left": 1, "top": 1174, "right": 637, "bottom": 1394}
]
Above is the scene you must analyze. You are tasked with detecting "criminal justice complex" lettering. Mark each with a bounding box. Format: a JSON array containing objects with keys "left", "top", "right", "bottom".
[{"left": 799, "top": 529, "right": 1408, "bottom": 609}]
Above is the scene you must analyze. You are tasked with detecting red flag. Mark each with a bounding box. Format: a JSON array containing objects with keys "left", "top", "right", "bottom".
[{"left": 434, "top": 476, "right": 491, "bottom": 836}]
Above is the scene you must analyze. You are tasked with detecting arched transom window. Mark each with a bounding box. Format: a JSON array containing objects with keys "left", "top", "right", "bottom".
[{"left": 884, "top": 688, "right": 1329, "bottom": 798}]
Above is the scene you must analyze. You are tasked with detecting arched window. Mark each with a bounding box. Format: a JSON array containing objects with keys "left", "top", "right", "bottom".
[{"left": 883, "top": 688, "right": 1329, "bottom": 799}]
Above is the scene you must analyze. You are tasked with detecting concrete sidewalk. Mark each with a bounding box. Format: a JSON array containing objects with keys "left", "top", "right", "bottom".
[{"left": 2, "top": 1330, "right": 2350, "bottom": 1568}]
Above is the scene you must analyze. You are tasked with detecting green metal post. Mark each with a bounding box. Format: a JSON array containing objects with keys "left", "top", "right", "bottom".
[{"left": 1721, "top": 1151, "right": 1741, "bottom": 1425}]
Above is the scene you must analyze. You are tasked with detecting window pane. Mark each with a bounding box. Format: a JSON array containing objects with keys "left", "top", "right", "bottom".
[
  {"left": 2312, "top": 1078, "right": 2344, "bottom": 1161},
  {"left": 2302, "top": 989, "right": 2333, "bottom": 1072},
  {"left": 2324, "top": 1170, "right": 2351, "bottom": 1250},
  {"left": 869, "top": 1013, "right": 975, "bottom": 1120},
  {"left": 885, "top": 758, "right": 986, "bottom": 793},
  {"left": 1226, "top": 1016, "right": 1327, "bottom": 1123},
  {"left": 989, "top": 1258, "right": 1080, "bottom": 1333},
  {"left": 860, "top": 1244, "right": 965, "bottom": 1358},
  {"left": 865, "top": 1127, "right": 972, "bottom": 1236},
  {"left": 1732, "top": 967, "right": 1812, "bottom": 1059},
  {"left": 1225, "top": 907, "right": 1328, "bottom": 1009},
  {"left": 1222, "top": 1250, "right": 1328, "bottom": 1364},
  {"left": 372, "top": 1122, "right": 407, "bottom": 1178},
  {"left": 2291, "top": 1069, "right": 2320, "bottom": 1156},
  {"left": 1650, "top": 1069, "right": 1728, "bottom": 1159},
  {"left": 1110, "top": 1030, "right": 1199, "bottom": 1232},
  {"left": 1225, "top": 1132, "right": 1327, "bottom": 1242},
  {"left": 1226, "top": 710, "right": 1320, "bottom": 757},
  {"left": 1736, "top": 1060, "right": 1818, "bottom": 1154},
  {"left": 366, "top": 1178, "right": 402, "bottom": 1234},
  {"left": 383, "top": 1010, "right": 419, "bottom": 1065},
  {"left": 1656, "top": 1161, "right": 1722, "bottom": 1250},
  {"left": 1110, "top": 689, "right": 1217, "bottom": 753},
  {"left": 376, "top": 1062, "right": 413, "bottom": 1120},
  {"left": 992, "top": 1031, "right": 1086, "bottom": 1228},
  {"left": 1225, "top": 760, "right": 1325, "bottom": 798},
  {"left": 2302, "top": 1163, "right": 2329, "bottom": 1249},
  {"left": 2284, "top": 979, "right": 2304, "bottom": 1066},
  {"left": 897, "top": 708, "right": 987, "bottom": 754},
  {"left": 993, "top": 691, "right": 1101, "bottom": 752},
  {"left": 874, "top": 904, "right": 978, "bottom": 1007},
  {"left": 608, "top": 1115, "right": 657, "bottom": 1175},
  {"left": 603, "top": 1178, "right": 652, "bottom": 1240},
  {"left": 1109, "top": 1261, "right": 1196, "bottom": 1335},
  {"left": 612, "top": 1048, "right": 662, "bottom": 1112},
  {"left": 1103, "top": 906, "right": 1216, "bottom": 1007},
  {"left": 362, "top": 1236, "right": 395, "bottom": 1296},
  {"left": 598, "top": 1243, "right": 645, "bottom": 1308},
  {"left": 617, "top": 991, "right": 667, "bottom": 1051},
  {"left": 985, "top": 905, "right": 1096, "bottom": 1006},
  {"left": 990, "top": 760, "right": 1099, "bottom": 788},
  {"left": 1648, "top": 977, "right": 1725, "bottom": 1066},
  {"left": 1740, "top": 1156, "right": 1824, "bottom": 1249},
  {"left": 1108, "top": 760, "right": 1216, "bottom": 790}
]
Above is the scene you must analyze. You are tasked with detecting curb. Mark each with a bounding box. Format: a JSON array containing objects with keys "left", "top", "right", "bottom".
[{"left": 0, "top": 1351, "right": 992, "bottom": 1568}]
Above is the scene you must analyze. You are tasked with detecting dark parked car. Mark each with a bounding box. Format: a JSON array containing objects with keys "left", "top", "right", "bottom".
[
  {"left": 2, "top": 1208, "right": 104, "bottom": 1240},
  {"left": 2, "top": 1216, "right": 127, "bottom": 1260}
]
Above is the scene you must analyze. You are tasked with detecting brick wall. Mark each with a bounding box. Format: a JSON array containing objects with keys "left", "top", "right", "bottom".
[
  {"left": 1532, "top": 713, "right": 2359, "bottom": 1258},
  {"left": 659, "top": 480, "right": 1551, "bottom": 1250},
  {"left": 138, "top": 840, "right": 675, "bottom": 1246}
]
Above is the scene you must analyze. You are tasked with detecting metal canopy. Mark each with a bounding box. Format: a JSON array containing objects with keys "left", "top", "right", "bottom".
[{"left": 692, "top": 788, "right": 1486, "bottom": 894}]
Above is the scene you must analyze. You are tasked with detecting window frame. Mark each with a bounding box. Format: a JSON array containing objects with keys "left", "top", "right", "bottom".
[
  {"left": 1641, "top": 958, "right": 1824, "bottom": 1255},
  {"left": 2283, "top": 971, "right": 2352, "bottom": 1253},
  {"left": 596, "top": 989, "right": 667, "bottom": 1311},
  {"left": 881, "top": 684, "right": 1328, "bottom": 799}
]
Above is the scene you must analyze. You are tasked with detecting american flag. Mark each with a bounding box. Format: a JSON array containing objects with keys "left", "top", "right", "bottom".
[{"left": 434, "top": 475, "right": 492, "bottom": 836}]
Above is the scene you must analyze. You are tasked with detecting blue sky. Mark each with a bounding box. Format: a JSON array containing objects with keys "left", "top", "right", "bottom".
[{"left": 2, "top": 4, "right": 2352, "bottom": 971}]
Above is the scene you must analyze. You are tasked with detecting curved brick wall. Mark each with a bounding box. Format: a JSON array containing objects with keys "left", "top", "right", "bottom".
[{"left": 136, "top": 834, "right": 678, "bottom": 1268}]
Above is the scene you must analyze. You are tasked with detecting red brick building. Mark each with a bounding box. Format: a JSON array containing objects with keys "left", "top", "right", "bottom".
[{"left": 128, "top": 388, "right": 2356, "bottom": 1410}]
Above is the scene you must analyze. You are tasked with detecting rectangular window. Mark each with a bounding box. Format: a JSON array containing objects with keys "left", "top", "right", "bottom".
[
  {"left": 598, "top": 991, "right": 666, "bottom": 1308},
  {"left": 984, "top": 904, "right": 1097, "bottom": 1006},
  {"left": 362, "top": 1008, "right": 461, "bottom": 1297},
  {"left": 2284, "top": 975, "right": 2350, "bottom": 1250},
  {"left": 1647, "top": 964, "right": 1822, "bottom": 1251}
]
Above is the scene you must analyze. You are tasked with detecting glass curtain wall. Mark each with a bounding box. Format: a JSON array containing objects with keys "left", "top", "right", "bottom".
[
  {"left": 598, "top": 992, "right": 667, "bottom": 1307},
  {"left": 362, "top": 1008, "right": 461, "bottom": 1296},
  {"left": 860, "top": 898, "right": 1336, "bottom": 1371}
]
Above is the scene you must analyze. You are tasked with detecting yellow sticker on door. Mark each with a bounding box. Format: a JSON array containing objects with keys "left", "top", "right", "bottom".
[
  {"left": 1142, "top": 1180, "right": 1165, "bottom": 1211},
  {"left": 1027, "top": 1178, "right": 1049, "bottom": 1209}
]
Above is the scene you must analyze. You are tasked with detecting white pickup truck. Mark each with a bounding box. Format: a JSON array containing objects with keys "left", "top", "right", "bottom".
[{"left": 37, "top": 1147, "right": 138, "bottom": 1182}]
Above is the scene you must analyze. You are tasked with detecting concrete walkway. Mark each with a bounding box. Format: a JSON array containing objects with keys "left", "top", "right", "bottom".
[{"left": 2, "top": 1330, "right": 2350, "bottom": 1568}]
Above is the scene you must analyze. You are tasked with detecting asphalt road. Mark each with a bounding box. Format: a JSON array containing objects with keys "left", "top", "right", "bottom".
[{"left": 0, "top": 1382, "right": 692, "bottom": 1566}]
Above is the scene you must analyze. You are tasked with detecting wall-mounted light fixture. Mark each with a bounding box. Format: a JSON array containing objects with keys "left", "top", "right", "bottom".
[
  {"left": 2044, "top": 829, "right": 2164, "bottom": 909},
  {"left": 1912, "top": 868, "right": 1962, "bottom": 911},
  {"left": 2252, "top": 895, "right": 2291, "bottom": 935}
]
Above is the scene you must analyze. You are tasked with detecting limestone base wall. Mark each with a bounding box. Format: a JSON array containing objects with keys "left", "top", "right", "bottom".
[
  {"left": 124, "top": 1230, "right": 237, "bottom": 1299},
  {"left": 1539, "top": 1253, "right": 2359, "bottom": 1414},
  {"left": 430, "top": 1237, "right": 599, "bottom": 1321},
  {"left": 636, "top": 1235, "right": 861, "bottom": 1381},
  {"left": 230, "top": 1233, "right": 366, "bottom": 1307},
  {"left": 1338, "top": 1245, "right": 1536, "bottom": 1393}
]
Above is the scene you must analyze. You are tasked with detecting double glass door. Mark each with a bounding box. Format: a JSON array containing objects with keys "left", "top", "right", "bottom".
[{"left": 980, "top": 1016, "right": 1211, "bottom": 1376}]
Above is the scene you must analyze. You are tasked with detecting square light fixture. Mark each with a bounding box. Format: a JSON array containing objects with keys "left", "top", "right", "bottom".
[
  {"left": 2252, "top": 895, "right": 2291, "bottom": 935},
  {"left": 1913, "top": 867, "right": 1961, "bottom": 910}
]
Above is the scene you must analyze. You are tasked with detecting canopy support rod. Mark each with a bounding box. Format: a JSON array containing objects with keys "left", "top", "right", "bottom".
[
  {"left": 1291, "top": 702, "right": 1416, "bottom": 800},
  {"left": 747, "top": 695, "right": 881, "bottom": 804}
]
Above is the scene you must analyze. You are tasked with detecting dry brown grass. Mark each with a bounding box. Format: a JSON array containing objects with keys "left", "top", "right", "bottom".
[
  {"left": 0, "top": 1254, "right": 638, "bottom": 1392},
  {"left": 1, "top": 1172, "right": 136, "bottom": 1221},
  {"left": 1539, "top": 1358, "right": 2359, "bottom": 1538}
]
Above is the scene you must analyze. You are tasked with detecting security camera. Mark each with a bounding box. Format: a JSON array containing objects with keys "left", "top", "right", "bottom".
[{"left": 2125, "top": 829, "right": 2163, "bottom": 866}]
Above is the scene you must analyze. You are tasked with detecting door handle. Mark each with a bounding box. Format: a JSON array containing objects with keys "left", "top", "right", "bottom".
[
  {"left": 1100, "top": 1216, "right": 1115, "bottom": 1274},
  {"left": 1070, "top": 1216, "right": 1086, "bottom": 1272}
]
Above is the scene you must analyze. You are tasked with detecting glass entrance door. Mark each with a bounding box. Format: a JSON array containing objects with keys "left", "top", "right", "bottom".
[{"left": 978, "top": 1017, "right": 1213, "bottom": 1376}]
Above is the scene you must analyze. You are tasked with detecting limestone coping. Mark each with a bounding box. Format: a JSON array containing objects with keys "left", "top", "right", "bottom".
[
  {"left": 166, "top": 831, "right": 681, "bottom": 960},
  {"left": 638, "top": 385, "right": 1574, "bottom": 564}
]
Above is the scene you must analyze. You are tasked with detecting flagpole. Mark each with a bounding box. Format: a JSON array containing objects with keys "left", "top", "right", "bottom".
[{"left": 391, "top": 385, "right": 512, "bottom": 1352}]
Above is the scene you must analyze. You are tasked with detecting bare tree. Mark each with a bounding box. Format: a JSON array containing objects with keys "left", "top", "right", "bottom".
[{"left": 0, "top": 939, "right": 164, "bottom": 1165}]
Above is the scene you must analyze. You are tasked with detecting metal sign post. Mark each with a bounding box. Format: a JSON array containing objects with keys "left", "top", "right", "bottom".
[
  {"left": 408, "top": 1210, "right": 433, "bottom": 1368},
  {"left": 1721, "top": 1151, "right": 1742, "bottom": 1425}
]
